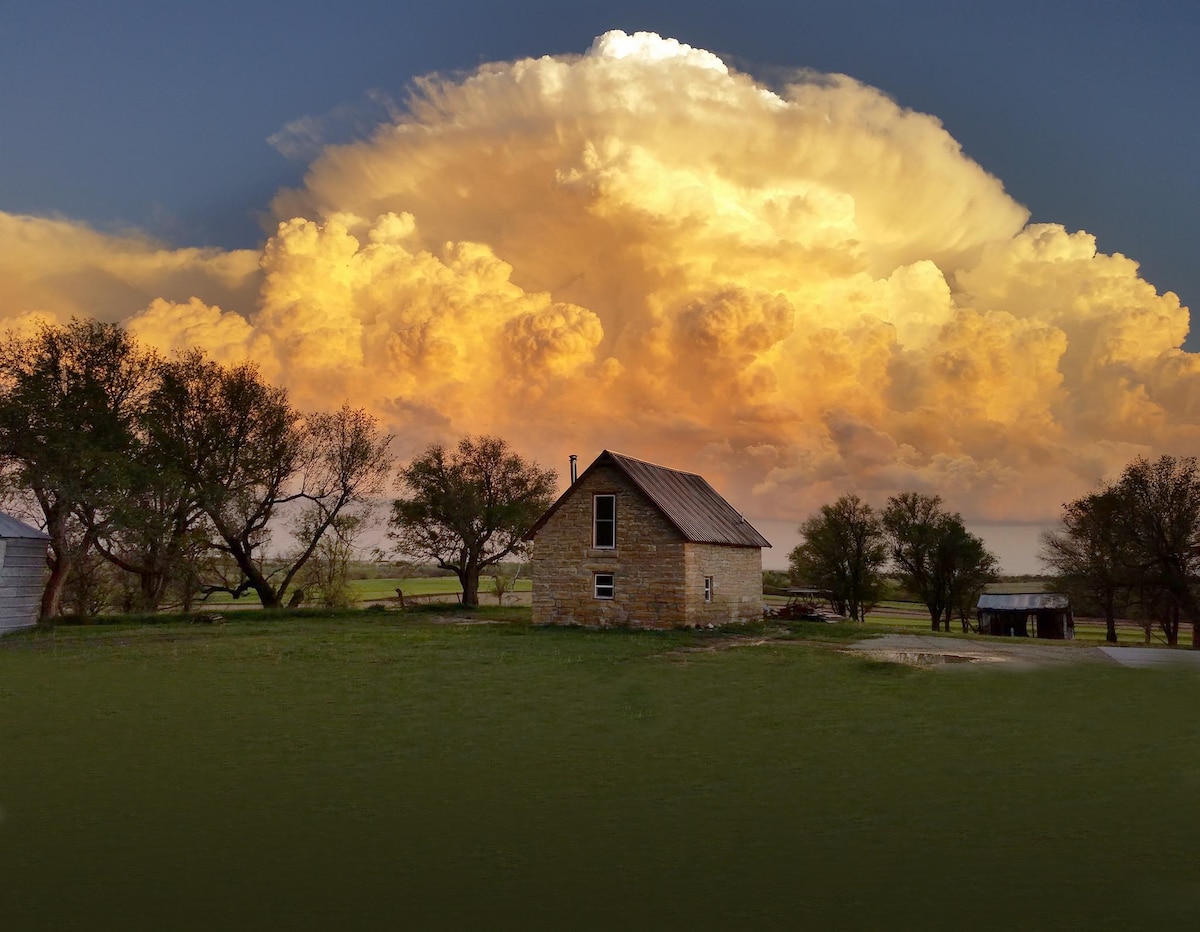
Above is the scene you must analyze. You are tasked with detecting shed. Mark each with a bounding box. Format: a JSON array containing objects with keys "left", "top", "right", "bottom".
[
  {"left": 976, "top": 592, "right": 1074, "bottom": 640},
  {"left": 0, "top": 512, "right": 49, "bottom": 634},
  {"left": 524, "top": 451, "right": 771, "bottom": 628}
]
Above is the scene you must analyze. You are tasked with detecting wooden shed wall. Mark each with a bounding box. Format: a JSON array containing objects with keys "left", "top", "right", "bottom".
[{"left": 0, "top": 538, "right": 48, "bottom": 633}]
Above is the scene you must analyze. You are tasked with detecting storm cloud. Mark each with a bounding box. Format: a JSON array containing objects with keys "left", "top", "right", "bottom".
[{"left": 1, "top": 30, "right": 1195, "bottom": 524}]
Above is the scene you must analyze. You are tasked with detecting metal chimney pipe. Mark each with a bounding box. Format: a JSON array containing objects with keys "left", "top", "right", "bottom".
[{"left": 569, "top": 454, "right": 578, "bottom": 484}]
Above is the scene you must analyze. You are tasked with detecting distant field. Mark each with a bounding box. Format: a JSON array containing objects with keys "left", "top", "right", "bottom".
[
  {"left": 2, "top": 613, "right": 1197, "bottom": 928},
  {"left": 984, "top": 579, "right": 1053, "bottom": 594},
  {"left": 198, "top": 575, "right": 532, "bottom": 606},
  {"left": 774, "top": 594, "right": 1175, "bottom": 646}
]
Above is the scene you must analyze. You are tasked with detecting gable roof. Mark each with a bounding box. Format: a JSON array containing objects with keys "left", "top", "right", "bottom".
[
  {"left": 0, "top": 512, "right": 49, "bottom": 541},
  {"left": 526, "top": 450, "right": 771, "bottom": 548},
  {"left": 977, "top": 593, "right": 1070, "bottom": 611}
]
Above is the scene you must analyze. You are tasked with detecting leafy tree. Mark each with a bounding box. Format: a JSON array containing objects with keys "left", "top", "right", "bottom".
[
  {"left": 389, "top": 436, "right": 556, "bottom": 606},
  {"left": 1112, "top": 455, "right": 1200, "bottom": 647},
  {"left": 788, "top": 494, "right": 886, "bottom": 622},
  {"left": 0, "top": 319, "right": 154, "bottom": 617},
  {"left": 147, "top": 352, "right": 393, "bottom": 608},
  {"left": 881, "top": 493, "right": 950, "bottom": 631},
  {"left": 1039, "top": 489, "right": 1128, "bottom": 643},
  {"left": 942, "top": 522, "right": 1001, "bottom": 632},
  {"left": 1041, "top": 456, "right": 1200, "bottom": 646},
  {"left": 298, "top": 511, "right": 368, "bottom": 609},
  {"left": 762, "top": 569, "right": 790, "bottom": 591},
  {"left": 487, "top": 562, "right": 523, "bottom": 605},
  {"left": 89, "top": 435, "right": 206, "bottom": 612},
  {"left": 882, "top": 492, "right": 998, "bottom": 631}
]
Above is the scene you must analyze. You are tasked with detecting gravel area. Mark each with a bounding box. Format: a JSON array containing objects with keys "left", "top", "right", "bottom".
[{"left": 845, "top": 634, "right": 1119, "bottom": 669}]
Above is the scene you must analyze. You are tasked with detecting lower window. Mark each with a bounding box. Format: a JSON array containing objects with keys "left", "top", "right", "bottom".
[
  {"left": 594, "top": 573, "right": 615, "bottom": 600},
  {"left": 704, "top": 576, "right": 714, "bottom": 603}
]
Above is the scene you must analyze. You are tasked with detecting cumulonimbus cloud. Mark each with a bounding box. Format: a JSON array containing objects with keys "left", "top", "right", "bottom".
[{"left": 1, "top": 30, "right": 1195, "bottom": 523}]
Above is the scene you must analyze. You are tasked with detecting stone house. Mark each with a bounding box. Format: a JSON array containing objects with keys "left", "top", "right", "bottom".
[{"left": 524, "top": 451, "right": 770, "bottom": 628}]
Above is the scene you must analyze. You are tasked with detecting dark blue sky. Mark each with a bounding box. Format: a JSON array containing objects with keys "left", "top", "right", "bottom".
[{"left": 3, "top": 1, "right": 1197, "bottom": 345}]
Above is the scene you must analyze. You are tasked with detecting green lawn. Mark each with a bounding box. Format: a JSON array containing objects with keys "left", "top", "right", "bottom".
[
  {"left": 2, "top": 613, "right": 1198, "bottom": 929},
  {"left": 353, "top": 575, "right": 532, "bottom": 601}
]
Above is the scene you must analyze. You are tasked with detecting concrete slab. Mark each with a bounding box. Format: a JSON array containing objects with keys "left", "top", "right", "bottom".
[{"left": 1097, "top": 646, "right": 1200, "bottom": 669}]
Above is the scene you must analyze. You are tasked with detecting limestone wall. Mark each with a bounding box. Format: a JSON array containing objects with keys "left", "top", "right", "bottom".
[
  {"left": 531, "top": 463, "right": 688, "bottom": 627},
  {"left": 683, "top": 542, "right": 764, "bottom": 625}
]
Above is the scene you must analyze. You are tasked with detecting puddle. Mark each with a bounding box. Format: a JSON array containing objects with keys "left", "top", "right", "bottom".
[{"left": 851, "top": 649, "right": 1008, "bottom": 666}]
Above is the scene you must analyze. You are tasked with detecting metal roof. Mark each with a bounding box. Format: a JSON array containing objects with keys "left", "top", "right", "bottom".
[
  {"left": 0, "top": 512, "right": 49, "bottom": 540},
  {"left": 526, "top": 450, "right": 771, "bottom": 548},
  {"left": 977, "top": 592, "right": 1070, "bottom": 611}
]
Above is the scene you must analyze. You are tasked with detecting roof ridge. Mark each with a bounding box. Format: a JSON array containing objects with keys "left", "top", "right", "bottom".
[{"left": 604, "top": 449, "right": 702, "bottom": 478}]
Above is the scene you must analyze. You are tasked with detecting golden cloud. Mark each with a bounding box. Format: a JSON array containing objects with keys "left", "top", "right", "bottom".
[{"left": 0, "top": 30, "right": 1195, "bottom": 524}]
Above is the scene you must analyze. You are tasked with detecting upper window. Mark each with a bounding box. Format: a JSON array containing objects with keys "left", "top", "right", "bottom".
[{"left": 593, "top": 494, "right": 616, "bottom": 548}]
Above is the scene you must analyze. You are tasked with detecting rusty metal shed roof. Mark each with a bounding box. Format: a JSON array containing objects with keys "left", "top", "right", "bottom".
[
  {"left": 977, "top": 593, "right": 1070, "bottom": 611},
  {"left": 526, "top": 450, "right": 771, "bottom": 548}
]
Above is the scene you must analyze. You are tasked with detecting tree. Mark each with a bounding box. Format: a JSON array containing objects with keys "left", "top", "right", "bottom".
[
  {"left": 788, "top": 494, "right": 886, "bottom": 622},
  {"left": 882, "top": 492, "right": 998, "bottom": 631},
  {"left": 487, "top": 562, "right": 524, "bottom": 605},
  {"left": 762, "top": 569, "right": 790, "bottom": 591},
  {"left": 389, "top": 436, "right": 556, "bottom": 606},
  {"left": 1040, "top": 489, "right": 1128, "bottom": 643},
  {"left": 882, "top": 493, "right": 950, "bottom": 631},
  {"left": 942, "top": 522, "right": 1001, "bottom": 632},
  {"left": 1111, "top": 456, "right": 1200, "bottom": 647},
  {"left": 298, "top": 511, "right": 368, "bottom": 609},
  {"left": 88, "top": 427, "right": 207, "bottom": 612},
  {"left": 147, "top": 352, "right": 393, "bottom": 608},
  {"left": 0, "top": 319, "right": 154, "bottom": 618}
]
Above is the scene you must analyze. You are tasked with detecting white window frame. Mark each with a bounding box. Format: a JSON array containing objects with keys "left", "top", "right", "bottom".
[
  {"left": 704, "top": 576, "right": 714, "bottom": 603},
  {"left": 593, "top": 494, "right": 616, "bottom": 549},
  {"left": 594, "top": 573, "right": 615, "bottom": 600}
]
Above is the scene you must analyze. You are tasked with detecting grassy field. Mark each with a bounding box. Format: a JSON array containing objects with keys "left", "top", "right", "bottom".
[
  {"left": 198, "top": 575, "right": 532, "bottom": 606},
  {"left": 2, "top": 611, "right": 1198, "bottom": 929}
]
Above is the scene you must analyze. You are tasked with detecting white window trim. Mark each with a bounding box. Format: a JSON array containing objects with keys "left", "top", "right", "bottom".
[
  {"left": 594, "top": 573, "right": 615, "bottom": 600},
  {"left": 593, "top": 494, "right": 616, "bottom": 549},
  {"left": 704, "top": 576, "right": 714, "bottom": 603}
]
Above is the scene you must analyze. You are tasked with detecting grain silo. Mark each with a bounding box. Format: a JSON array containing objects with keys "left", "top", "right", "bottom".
[{"left": 0, "top": 512, "right": 49, "bottom": 634}]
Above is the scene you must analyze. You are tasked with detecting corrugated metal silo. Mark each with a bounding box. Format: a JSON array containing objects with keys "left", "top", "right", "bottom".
[{"left": 0, "top": 512, "right": 50, "bottom": 634}]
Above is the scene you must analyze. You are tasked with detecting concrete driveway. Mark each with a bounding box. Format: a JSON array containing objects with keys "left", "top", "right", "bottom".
[{"left": 847, "top": 634, "right": 1200, "bottom": 669}]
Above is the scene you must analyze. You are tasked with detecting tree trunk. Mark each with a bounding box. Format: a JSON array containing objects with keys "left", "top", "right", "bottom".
[
  {"left": 461, "top": 567, "right": 479, "bottom": 606},
  {"left": 232, "top": 556, "right": 281, "bottom": 609},
  {"left": 255, "top": 582, "right": 283, "bottom": 609},
  {"left": 139, "top": 568, "right": 169, "bottom": 613},
  {"left": 219, "top": 533, "right": 281, "bottom": 608},
  {"left": 40, "top": 553, "right": 68, "bottom": 620},
  {"left": 1104, "top": 596, "right": 1117, "bottom": 644}
]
